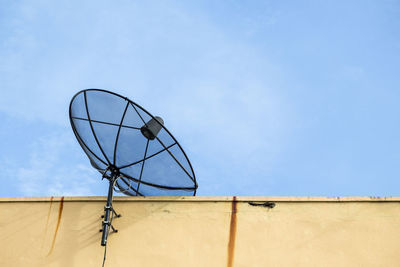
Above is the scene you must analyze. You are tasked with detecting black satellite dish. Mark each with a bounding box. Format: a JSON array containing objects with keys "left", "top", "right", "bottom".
[{"left": 69, "top": 89, "right": 197, "bottom": 248}]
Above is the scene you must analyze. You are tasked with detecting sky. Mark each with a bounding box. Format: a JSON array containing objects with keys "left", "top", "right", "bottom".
[{"left": 0, "top": 0, "right": 399, "bottom": 197}]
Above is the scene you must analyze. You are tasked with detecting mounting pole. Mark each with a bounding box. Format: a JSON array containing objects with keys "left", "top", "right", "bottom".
[{"left": 101, "top": 170, "right": 120, "bottom": 246}]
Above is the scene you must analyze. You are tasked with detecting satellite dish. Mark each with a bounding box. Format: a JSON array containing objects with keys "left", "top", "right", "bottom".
[{"left": 69, "top": 89, "right": 197, "bottom": 248}]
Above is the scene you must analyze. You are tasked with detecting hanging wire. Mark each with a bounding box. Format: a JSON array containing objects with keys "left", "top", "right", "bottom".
[
  {"left": 114, "top": 177, "right": 133, "bottom": 194},
  {"left": 102, "top": 240, "right": 108, "bottom": 267}
]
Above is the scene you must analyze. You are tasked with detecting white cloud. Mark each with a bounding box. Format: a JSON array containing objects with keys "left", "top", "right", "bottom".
[{"left": 14, "top": 130, "right": 100, "bottom": 196}]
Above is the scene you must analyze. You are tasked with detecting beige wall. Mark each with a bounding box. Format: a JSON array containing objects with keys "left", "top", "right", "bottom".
[{"left": 0, "top": 196, "right": 399, "bottom": 267}]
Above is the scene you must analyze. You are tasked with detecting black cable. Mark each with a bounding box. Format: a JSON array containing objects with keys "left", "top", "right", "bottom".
[
  {"left": 248, "top": 201, "right": 276, "bottom": 208},
  {"left": 102, "top": 241, "right": 107, "bottom": 267}
]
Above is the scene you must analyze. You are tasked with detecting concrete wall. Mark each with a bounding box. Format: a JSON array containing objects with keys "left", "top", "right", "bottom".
[{"left": 0, "top": 196, "right": 399, "bottom": 267}]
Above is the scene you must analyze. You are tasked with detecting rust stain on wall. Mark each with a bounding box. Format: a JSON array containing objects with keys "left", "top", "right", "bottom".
[
  {"left": 227, "top": 196, "right": 237, "bottom": 267},
  {"left": 45, "top": 196, "right": 54, "bottom": 229},
  {"left": 42, "top": 197, "right": 54, "bottom": 249},
  {"left": 47, "top": 197, "right": 64, "bottom": 256}
]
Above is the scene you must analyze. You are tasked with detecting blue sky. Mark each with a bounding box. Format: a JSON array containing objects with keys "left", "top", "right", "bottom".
[{"left": 1, "top": 0, "right": 399, "bottom": 197}]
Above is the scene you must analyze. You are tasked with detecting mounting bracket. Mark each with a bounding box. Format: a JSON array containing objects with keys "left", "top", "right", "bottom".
[{"left": 100, "top": 172, "right": 121, "bottom": 246}]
